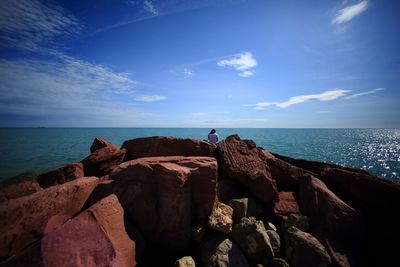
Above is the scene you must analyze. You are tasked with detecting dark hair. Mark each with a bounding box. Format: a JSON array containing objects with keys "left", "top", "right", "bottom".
[{"left": 210, "top": 129, "right": 216, "bottom": 134}]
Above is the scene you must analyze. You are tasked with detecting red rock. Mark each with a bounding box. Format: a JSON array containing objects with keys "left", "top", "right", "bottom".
[
  {"left": 217, "top": 135, "right": 278, "bottom": 203},
  {"left": 37, "top": 163, "right": 84, "bottom": 188},
  {"left": 0, "top": 171, "right": 41, "bottom": 202},
  {"left": 91, "top": 156, "right": 218, "bottom": 250},
  {"left": 274, "top": 191, "right": 300, "bottom": 216},
  {"left": 121, "top": 136, "right": 216, "bottom": 159},
  {"left": 0, "top": 177, "right": 99, "bottom": 259},
  {"left": 217, "top": 179, "right": 242, "bottom": 204},
  {"left": 81, "top": 146, "right": 126, "bottom": 177},
  {"left": 90, "top": 137, "right": 118, "bottom": 153}
]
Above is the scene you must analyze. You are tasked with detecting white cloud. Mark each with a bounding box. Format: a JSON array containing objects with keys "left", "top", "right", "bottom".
[
  {"left": 345, "top": 88, "right": 385, "bottom": 99},
  {"left": 249, "top": 89, "right": 351, "bottom": 110},
  {"left": 191, "top": 112, "right": 208, "bottom": 116},
  {"left": 332, "top": 0, "right": 368, "bottom": 25},
  {"left": 217, "top": 52, "right": 257, "bottom": 77},
  {"left": 143, "top": 0, "right": 160, "bottom": 16},
  {"left": 134, "top": 95, "right": 167, "bottom": 102},
  {"left": 183, "top": 68, "right": 193, "bottom": 77}
]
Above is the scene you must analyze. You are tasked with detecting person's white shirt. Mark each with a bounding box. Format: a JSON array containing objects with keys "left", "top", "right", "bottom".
[{"left": 208, "top": 133, "right": 219, "bottom": 144}]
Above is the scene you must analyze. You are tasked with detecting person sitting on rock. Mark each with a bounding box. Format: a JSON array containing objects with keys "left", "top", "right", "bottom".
[{"left": 208, "top": 129, "right": 219, "bottom": 144}]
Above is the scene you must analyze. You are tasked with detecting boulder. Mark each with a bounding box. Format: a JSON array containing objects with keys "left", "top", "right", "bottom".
[
  {"left": 274, "top": 191, "right": 300, "bottom": 216},
  {"left": 89, "top": 156, "right": 218, "bottom": 250},
  {"left": 281, "top": 214, "right": 310, "bottom": 232},
  {"left": 217, "top": 135, "right": 278, "bottom": 203},
  {"left": 229, "top": 197, "right": 259, "bottom": 223},
  {"left": 37, "top": 163, "right": 84, "bottom": 188},
  {"left": 231, "top": 217, "right": 274, "bottom": 264},
  {"left": 217, "top": 179, "right": 242, "bottom": 204},
  {"left": 0, "top": 171, "right": 41, "bottom": 202},
  {"left": 81, "top": 146, "right": 126, "bottom": 177},
  {"left": 90, "top": 137, "right": 118, "bottom": 153},
  {"left": 266, "top": 230, "right": 281, "bottom": 253},
  {"left": 264, "top": 222, "right": 278, "bottom": 232},
  {"left": 199, "top": 234, "right": 249, "bottom": 267},
  {"left": 285, "top": 226, "right": 331, "bottom": 267},
  {"left": 121, "top": 136, "right": 216, "bottom": 160},
  {"left": 0, "top": 177, "right": 98, "bottom": 259},
  {"left": 269, "top": 258, "right": 290, "bottom": 267},
  {"left": 208, "top": 202, "right": 233, "bottom": 234},
  {"left": 175, "top": 256, "right": 196, "bottom": 267}
]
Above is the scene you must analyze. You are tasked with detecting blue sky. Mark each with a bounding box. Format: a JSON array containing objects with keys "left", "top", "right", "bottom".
[{"left": 0, "top": 0, "right": 399, "bottom": 127}]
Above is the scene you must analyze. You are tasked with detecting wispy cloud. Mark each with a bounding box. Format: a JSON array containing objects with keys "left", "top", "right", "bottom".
[
  {"left": 183, "top": 68, "right": 193, "bottom": 77},
  {"left": 191, "top": 112, "right": 208, "bottom": 116},
  {"left": 217, "top": 52, "right": 257, "bottom": 77},
  {"left": 332, "top": 0, "right": 369, "bottom": 25},
  {"left": 345, "top": 88, "right": 384, "bottom": 99},
  {"left": 143, "top": 0, "right": 160, "bottom": 16},
  {"left": 247, "top": 89, "right": 351, "bottom": 110},
  {"left": 134, "top": 95, "right": 167, "bottom": 102}
]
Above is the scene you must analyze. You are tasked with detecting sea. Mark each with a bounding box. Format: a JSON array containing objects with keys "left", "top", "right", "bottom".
[{"left": 0, "top": 128, "right": 399, "bottom": 182}]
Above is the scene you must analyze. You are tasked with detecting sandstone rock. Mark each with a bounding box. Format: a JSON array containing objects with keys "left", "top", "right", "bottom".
[
  {"left": 232, "top": 217, "right": 274, "bottom": 264},
  {"left": 285, "top": 226, "right": 331, "bottom": 267},
  {"left": 217, "top": 179, "right": 242, "bottom": 204},
  {"left": 199, "top": 234, "right": 249, "bottom": 267},
  {"left": 90, "top": 137, "right": 118, "bottom": 153},
  {"left": 37, "top": 163, "right": 84, "bottom": 188},
  {"left": 91, "top": 156, "right": 217, "bottom": 250},
  {"left": 274, "top": 191, "right": 300, "bottom": 216},
  {"left": 208, "top": 202, "right": 233, "bottom": 234},
  {"left": 281, "top": 214, "right": 310, "bottom": 232},
  {"left": 0, "top": 177, "right": 98, "bottom": 259},
  {"left": 0, "top": 171, "right": 41, "bottom": 202},
  {"left": 229, "top": 197, "right": 258, "bottom": 223},
  {"left": 217, "top": 135, "right": 278, "bottom": 203},
  {"left": 175, "top": 256, "right": 196, "bottom": 267},
  {"left": 269, "top": 258, "right": 290, "bottom": 267},
  {"left": 121, "top": 136, "right": 216, "bottom": 159},
  {"left": 81, "top": 146, "right": 126, "bottom": 177},
  {"left": 266, "top": 230, "right": 281, "bottom": 253}
]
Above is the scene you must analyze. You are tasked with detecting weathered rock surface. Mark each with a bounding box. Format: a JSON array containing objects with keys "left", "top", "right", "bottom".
[
  {"left": 37, "top": 163, "right": 84, "bottom": 188},
  {"left": 0, "top": 171, "right": 41, "bottom": 202},
  {"left": 267, "top": 230, "right": 281, "bottom": 253},
  {"left": 0, "top": 177, "right": 98, "bottom": 259},
  {"left": 208, "top": 202, "right": 233, "bottom": 234},
  {"left": 218, "top": 135, "right": 278, "bottom": 203},
  {"left": 89, "top": 156, "right": 218, "bottom": 250},
  {"left": 81, "top": 146, "right": 126, "bottom": 177},
  {"left": 281, "top": 214, "right": 310, "bottom": 232},
  {"left": 232, "top": 217, "right": 274, "bottom": 264},
  {"left": 285, "top": 226, "right": 331, "bottom": 267},
  {"left": 90, "top": 137, "right": 119, "bottom": 153},
  {"left": 121, "top": 136, "right": 216, "bottom": 159},
  {"left": 199, "top": 234, "right": 249, "bottom": 267},
  {"left": 175, "top": 256, "right": 196, "bottom": 267},
  {"left": 217, "top": 179, "right": 242, "bottom": 204},
  {"left": 269, "top": 258, "right": 290, "bottom": 267},
  {"left": 274, "top": 191, "right": 300, "bottom": 216},
  {"left": 229, "top": 197, "right": 259, "bottom": 223}
]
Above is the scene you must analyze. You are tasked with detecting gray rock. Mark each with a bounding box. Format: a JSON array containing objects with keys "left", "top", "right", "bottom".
[
  {"left": 229, "top": 197, "right": 259, "bottom": 222},
  {"left": 284, "top": 226, "right": 331, "bottom": 267},
  {"left": 208, "top": 202, "right": 233, "bottom": 234},
  {"left": 281, "top": 214, "right": 309, "bottom": 232},
  {"left": 175, "top": 256, "right": 196, "bottom": 267},
  {"left": 199, "top": 234, "right": 249, "bottom": 267},
  {"left": 266, "top": 230, "right": 281, "bottom": 253},
  {"left": 264, "top": 222, "right": 278, "bottom": 232},
  {"left": 231, "top": 217, "right": 274, "bottom": 265}
]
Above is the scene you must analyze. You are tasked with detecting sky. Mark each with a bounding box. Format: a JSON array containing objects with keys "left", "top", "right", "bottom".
[{"left": 0, "top": 0, "right": 399, "bottom": 128}]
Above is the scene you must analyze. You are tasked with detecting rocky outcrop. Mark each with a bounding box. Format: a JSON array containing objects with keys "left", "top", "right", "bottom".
[
  {"left": 37, "top": 163, "right": 84, "bottom": 188},
  {"left": 217, "top": 179, "right": 242, "bottom": 204},
  {"left": 81, "top": 144, "right": 125, "bottom": 177},
  {"left": 217, "top": 135, "right": 278, "bottom": 203},
  {"left": 90, "top": 137, "right": 119, "bottom": 153},
  {"left": 0, "top": 177, "right": 98, "bottom": 259},
  {"left": 121, "top": 136, "right": 216, "bottom": 160},
  {"left": 274, "top": 191, "right": 300, "bottom": 216},
  {"left": 0, "top": 171, "right": 41, "bottom": 202},
  {"left": 208, "top": 202, "right": 233, "bottom": 234}
]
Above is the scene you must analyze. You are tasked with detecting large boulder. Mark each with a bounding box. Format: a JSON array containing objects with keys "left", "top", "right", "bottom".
[
  {"left": 90, "top": 137, "right": 119, "bottom": 153},
  {"left": 217, "top": 179, "right": 242, "bottom": 204},
  {"left": 208, "top": 202, "right": 233, "bottom": 234},
  {"left": 274, "top": 191, "right": 300, "bottom": 216},
  {"left": 89, "top": 156, "right": 218, "bottom": 250},
  {"left": 37, "top": 163, "right": 84, "bottom": 188},
  {"left": 231, "top": 217, "right": 274, "bottom": 265},
  {"left": 285, "top": 226, "right": 331, "bottom": 267},
  {"left": 0, "top": 171, "right": 41, "bottom": 202},
  {"left": 81, "top": 146, "right": 126, "bottom": 177},
  {"left": 0, "top": 177, "right": 99, "bottom": 259},
  {"left": 217, "top": 135, "right": 278, "bottom": 203},
  {"left": 121, "top": 136, "right": 216, "bottom": 160}
]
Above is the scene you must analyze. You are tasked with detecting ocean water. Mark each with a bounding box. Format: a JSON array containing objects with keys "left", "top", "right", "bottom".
[{"left": 0, "top": 128, "right": 399, "bottom": 182}]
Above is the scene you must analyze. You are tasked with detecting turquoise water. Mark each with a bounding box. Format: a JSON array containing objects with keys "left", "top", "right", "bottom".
[{"left": 0, "top": 128, "right": 399, "bottom": 182}]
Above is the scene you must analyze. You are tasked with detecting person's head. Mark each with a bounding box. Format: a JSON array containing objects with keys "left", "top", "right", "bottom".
[{"left": 210, "top": 129, "right": 216, "bottom": 134}]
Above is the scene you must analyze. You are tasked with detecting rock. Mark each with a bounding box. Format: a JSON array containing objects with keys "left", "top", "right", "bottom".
[
  {"left": 269, "top": 258, "right": 290, "bottom": 267},
  {"left": 217, "top": 179, "right": 242, "bottom": 204},
  {"left": 90, "top": 156, "right": 217, "bottom": 250},
  {"left": 266, "top": 230, "right": 281, "bottom": 253},
  {"left": 191, "top": 223, "right": 206, "bottom": 243},
  {"left": 298, "top": 174, "right": 358, "bottom": 235},
  {"left": 264, "top": 222, "right": 277, "bottom": 232},
  {"left": 81, "top": 146, "right": 126, "bottom": 177},
  {"left": 217, "top": 135, "right": 278, "bottom": 203},
  {"left": 208, "top": 202, "right": 233, "bottom": 234},
  {"left": 175, "top": 256, "right": 196, "bottom": 267},
  {"left": 39, "top": 194, "right": 137, "bottom": 267},
  {"left": 285, "top": 226, "right": 331, "bottom": 267},
  {"left": 274, "top": 191, "right": 300, "bottom": 216},
  {"left": 37, "top": 163, "right": 84, "bottom": 188},
  {"left": 281, "top": 214, "right": 310, "bottom": 232},
  {"left": 231, "top": 217, "right": 274, "bottom": 264},
  {"left": 0, "top": 177, "right": 99, "bottom": 259},
  {"left": 229, "top": 197, "right": 258, "bottom": 223},
  {"left": 0, "top": 171, "right": 41, "bottom": 202},
  {"left": 121, "top": 136, "right": 216, "bottom": 160},
  {"left": 199, "top": 234, "right": 249, "bottom": 267},
  {"left": 90, "top": 137, "right": 118, "bottom": 153}
]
